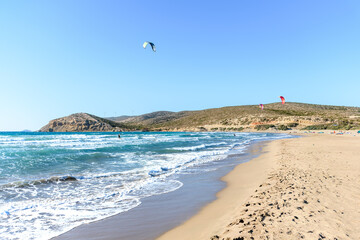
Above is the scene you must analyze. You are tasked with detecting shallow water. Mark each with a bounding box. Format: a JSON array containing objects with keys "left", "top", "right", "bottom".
[{"left": 0, "top": 132, "right": 291, "bottom": 240}]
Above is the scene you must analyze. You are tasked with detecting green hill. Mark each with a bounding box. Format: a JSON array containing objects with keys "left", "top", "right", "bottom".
[
  {"left": 109, "top": 102, "right": 360, "bottom": 131},
  {"left": 40, "top": 103, "right": 360, "bottom": 132}
]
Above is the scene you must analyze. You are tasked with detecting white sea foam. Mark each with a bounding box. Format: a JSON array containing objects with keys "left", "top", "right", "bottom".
[{"left": 0, "top": 132, "right": 292, "bottom": 240}]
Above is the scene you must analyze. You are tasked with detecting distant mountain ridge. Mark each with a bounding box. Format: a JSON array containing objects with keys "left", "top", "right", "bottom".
[
  {"left": 39, "top": 102, "right": 360, "bottom": 132},
  {"left": 110, "top": 111, "right": 194, "bottom": 125}
]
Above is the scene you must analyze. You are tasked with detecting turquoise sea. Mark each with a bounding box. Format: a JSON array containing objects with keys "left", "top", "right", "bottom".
[{"left": 0, "top": 132, "right": 292, "bottom": 240}]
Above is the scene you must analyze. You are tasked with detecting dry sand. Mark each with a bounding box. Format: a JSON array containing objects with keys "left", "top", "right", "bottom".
[{"left": 157, "top": 134, "right": 360, "bottom": 240}]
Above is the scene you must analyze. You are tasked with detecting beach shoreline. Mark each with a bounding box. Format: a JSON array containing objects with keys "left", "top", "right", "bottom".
[
  {"left": 158, "top": 133, "right": 360, "bottom": 240},
  {"left": 157, "top": 137, "right": 283, "bottom": 240},
  {"left": 52, "top": 132, "right": 360, "bottom": 240},
  {"left": 53, "top": 134, "right": 284, "bottom": 240}
]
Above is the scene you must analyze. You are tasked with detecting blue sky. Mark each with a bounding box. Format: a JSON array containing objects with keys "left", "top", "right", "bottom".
[{"left": 0, "top": 1, "right": 359, "bottom": 131}]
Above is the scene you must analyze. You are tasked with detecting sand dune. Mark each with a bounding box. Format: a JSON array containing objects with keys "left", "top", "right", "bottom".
[{"left": 158, "top": 134, "right": 360, "bottom": 240}]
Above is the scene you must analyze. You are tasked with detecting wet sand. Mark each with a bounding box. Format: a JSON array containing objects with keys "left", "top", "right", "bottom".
[
  {"left": 54, "top": 140, "right": 268, "bottom": 240},
  {"left": 158, "top": 134, "right": 360, "bottom": 240}
]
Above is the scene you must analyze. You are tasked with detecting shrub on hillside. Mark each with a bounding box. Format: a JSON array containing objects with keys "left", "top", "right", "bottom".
[
  {"left": 287, "top": 122, "right": 299, "bottom": 128},
  {"left": 277, "top": 125, "right": 289, "bottom": 131},
  {"left": 302, "top": 124, "right": 329, "bottom": 130},
  {"left": 255, "top": 124, "right": 276, "bottom": 130}
]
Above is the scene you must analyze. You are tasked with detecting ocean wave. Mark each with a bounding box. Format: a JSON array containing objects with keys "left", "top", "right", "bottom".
[
  {"left": 0, "top": 176, "right": 78, "bottom": 190},
  {"left": 172, "top": 142, "right": 227, "bottom": 151},
  {"left": 0, "top": 131, "right": 293, "bottom": 240}
]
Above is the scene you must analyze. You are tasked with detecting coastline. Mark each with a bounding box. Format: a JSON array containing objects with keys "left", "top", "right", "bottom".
[
  {"left": 157, "top": 138, "right": 282, "bottom": 240},
  {"left": 54, "top": 135, "right": 280, "bottom": 240},
  {"left": 158, "top": 133, "right": 360, "bottom": 240}
]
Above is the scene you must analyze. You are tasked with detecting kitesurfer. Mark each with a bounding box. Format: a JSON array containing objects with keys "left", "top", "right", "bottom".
[
  {"left": 143, "top": 41, "right": 156, "bottom": 52},
  {"left": 280, "top": 96, "right": 285, "bottom": 104}
]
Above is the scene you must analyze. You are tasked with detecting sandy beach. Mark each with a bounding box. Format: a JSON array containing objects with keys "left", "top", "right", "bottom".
[
  {"left": 158, "top": 133, "right": 360, "bottom": 240},
  {"left": 53, "top": 136, "right": 271, "bottom": 240}
]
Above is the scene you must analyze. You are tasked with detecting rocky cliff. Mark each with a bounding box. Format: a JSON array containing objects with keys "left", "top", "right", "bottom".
[{"left": 39, "top": 113, "right": 136, "bottom": 132}]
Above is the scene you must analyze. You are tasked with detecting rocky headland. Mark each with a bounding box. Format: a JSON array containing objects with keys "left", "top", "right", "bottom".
[{"left": 39, "top": 113, "right": 137, "bottom": 132}]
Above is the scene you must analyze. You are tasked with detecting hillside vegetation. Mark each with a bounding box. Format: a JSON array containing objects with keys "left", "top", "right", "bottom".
[
  {"left": 110, "top": 102, "right": 360, "bottom": 131},
  {"left": 39, "top": 103, "right": 360, "bottom": 132}
]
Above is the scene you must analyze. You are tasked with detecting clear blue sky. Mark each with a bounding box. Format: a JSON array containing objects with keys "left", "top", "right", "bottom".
[{"left": 1, "top": 1, "right": 359, "bottom": 131}]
